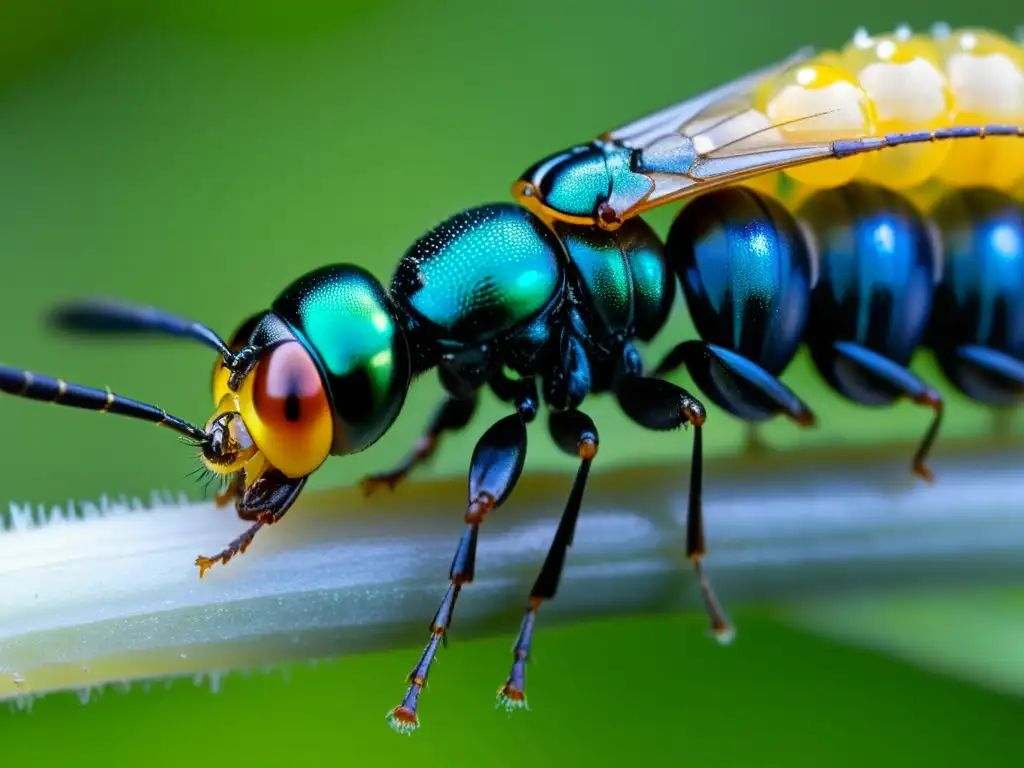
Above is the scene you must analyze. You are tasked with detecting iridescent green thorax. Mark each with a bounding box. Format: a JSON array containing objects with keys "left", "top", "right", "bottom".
[
  {"left": 555, "top": 217, "right": 674, "bottom": 344},
  {"left": 391, "top": 203, "right": 564, "bottom": 345},
  {"left": 271, "top": 265, "right": 410, "bottom": 455}
]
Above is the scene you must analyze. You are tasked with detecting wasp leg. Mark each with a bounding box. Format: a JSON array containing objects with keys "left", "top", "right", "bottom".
[
  {"left": 215, "top": 473, "right": 246, "bottom": 508},
  {"left": 651, "top": 341, "right": 688, "bottom": 379},
  {"left": 819, "top": 342, "right": 943, "bottom": 482},
  {"left": 936, "top": 344, "right": 1024, "bottom": 441},
  {"left": 941, "top": 344, "right": 1024, "bottom": 404},
  {"left": 387, "top": 383, "right": 536, "bottom": 735},
  {"left": 496, "top": 409, "right": 598, "bottom": 713},
  {"left": 359, "top": 394, "right": 478, "bottom": 496},
  {"left": 656, "top": 340, "right": 815, "bottom": 426},
  {"left": 742, "top": 424, "right": 769, "bottom": 456},
  {"left": 195, "top": 469, "right": 308, "bottom": 577},
  {"left": 616, "top": 375, "right": 733, "bottom": 644},
  {"left": 651, "top": 342, "right": 802, "bottom": 456}
]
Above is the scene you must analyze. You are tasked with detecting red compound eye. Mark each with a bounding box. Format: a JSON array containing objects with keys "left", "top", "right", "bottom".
[{"left": 242, "top": 341, "right": 333, "bottom": 477}]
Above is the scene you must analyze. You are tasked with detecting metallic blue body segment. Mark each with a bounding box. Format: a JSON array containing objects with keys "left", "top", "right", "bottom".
[
  {"left": 557, "top": 224, "right": 633, "bottom": 337},
  {"left": 625, "top": 221, "right": 677, "bottom": 343},
  {"left": 666, "top": 186, "right": 812, "bottom": 376},
  {"left": 928, "top": 188, "right": 1024, "bottom": 405},
  {"left": 797, "top": 183, "right": 938, "bottom": 406}
]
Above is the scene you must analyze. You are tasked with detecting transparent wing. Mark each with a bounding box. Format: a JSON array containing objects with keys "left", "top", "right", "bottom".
[
  {"left": 602, "top": 49, "right": 1024, "bottom": 219},
  {"left": 603, "top": 47, "right": 815, "bottom": 147}
]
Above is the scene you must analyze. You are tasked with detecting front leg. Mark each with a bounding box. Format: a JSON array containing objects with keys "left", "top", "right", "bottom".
[
  {"left": 195, "top": 469, "right": 308, "bottom": 577},
  {"left": 214, "top": 472, "right": 245, "bottom": 508}
]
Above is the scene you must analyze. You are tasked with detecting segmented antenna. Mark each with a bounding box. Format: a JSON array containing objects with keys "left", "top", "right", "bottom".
[
  {"left": 833, "top": 125, "right": 1024, "bottom": 159},
  {"left": 0, "top": 364, "right": 208, "bottom": 442}
]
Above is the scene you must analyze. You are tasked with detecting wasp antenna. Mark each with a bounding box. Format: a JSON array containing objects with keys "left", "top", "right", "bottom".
[
  {"left": 48, "top": 298, "right": 232, "bottom": 358},
  {"left": 0, "top": 363, "right": 208, "bottom": 443},
  {"left": 833, "top": 125, "right": 1024, "bottom": 160}
]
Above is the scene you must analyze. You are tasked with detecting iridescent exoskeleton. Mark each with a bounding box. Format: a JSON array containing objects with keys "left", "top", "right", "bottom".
[{"left": 3, "top": 22, "right": 1024, "bottom": 736}]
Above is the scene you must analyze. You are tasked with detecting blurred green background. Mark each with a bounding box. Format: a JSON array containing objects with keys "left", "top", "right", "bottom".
[{"left": 1, "top": 1, "right": 1022, "bottom": 765}]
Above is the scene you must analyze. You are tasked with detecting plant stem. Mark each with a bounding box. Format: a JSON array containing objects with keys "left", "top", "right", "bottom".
[{"left": 1, "top": 437, "right": 1022, "bottom": 703}]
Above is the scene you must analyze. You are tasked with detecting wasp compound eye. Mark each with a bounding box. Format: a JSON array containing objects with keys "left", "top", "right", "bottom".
[{"left": 235, "top": 340, "right": 334, "bottom": 479}]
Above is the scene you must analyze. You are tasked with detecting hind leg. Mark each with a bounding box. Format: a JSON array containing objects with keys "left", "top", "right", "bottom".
[
  {"left": 655, "top": 340, "right": 815, "bottom": 426},
  {"left": 616, "top": 374, "right": 733, "bottom": 644},
  {"left": 819, "top": 342, "right": 943, "bottom": 481}
]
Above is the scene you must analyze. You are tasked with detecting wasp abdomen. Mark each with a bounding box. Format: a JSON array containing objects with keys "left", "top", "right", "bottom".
[
  {"left": 666, "top": 186, "right": 813, "bottom": 377},
  {"left": 928, "top": 187, "right": 1024, "bottom": 405},
  {"left": 798, "top": 182, "right": 939, "bottom": 406}
]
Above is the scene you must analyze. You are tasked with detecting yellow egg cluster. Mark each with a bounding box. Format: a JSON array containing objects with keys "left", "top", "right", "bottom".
[{"left": 753, "top": 24, "right": 1024, "bottom": 195}]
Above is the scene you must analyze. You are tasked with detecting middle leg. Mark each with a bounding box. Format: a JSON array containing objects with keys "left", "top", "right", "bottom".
[
  {"left": 386, "top": 381, "right": 537, "bottom": 734},
  {"left": 496, "top": 408, "right": 599, "bottom": 712}
]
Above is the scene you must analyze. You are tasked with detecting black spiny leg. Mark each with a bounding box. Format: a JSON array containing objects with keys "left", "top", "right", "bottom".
[
  {"left": 195, "top": 469, "right": 308, "bottom": 577},
  {"left": 497, "top": 409, "right": 598, "bottom": 713},
  {"left": 616, "top": 376, "right": 733, "bottom": 644},
  {"left": 360, "top": 393, "right": 478, "bottom": 495},
  {"left": 387, "top": 384, "right": 536, "bottom": 734}
]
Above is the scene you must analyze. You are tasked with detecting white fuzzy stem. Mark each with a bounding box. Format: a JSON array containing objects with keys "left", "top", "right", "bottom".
[{"left": 1, "top": 439, "right": 1022, "bottom": 702}]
